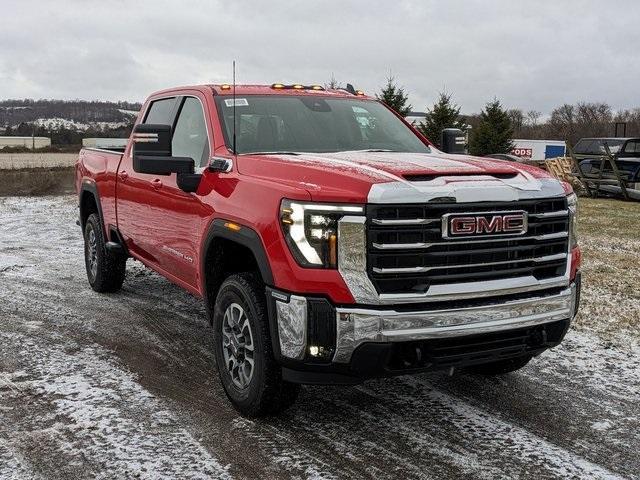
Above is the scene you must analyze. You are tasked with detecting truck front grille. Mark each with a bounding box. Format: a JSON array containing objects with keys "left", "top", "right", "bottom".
[{"left": 366, "top": 198, "right": 569, "bottom": 295}]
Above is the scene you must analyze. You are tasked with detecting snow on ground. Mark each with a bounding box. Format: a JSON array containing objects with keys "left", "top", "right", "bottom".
[
  {"left": 0, "top": 195, "right": 638, "bottom": 479},
  {"left": 34, "top": 117, "right": 129, "bottom": 131}
]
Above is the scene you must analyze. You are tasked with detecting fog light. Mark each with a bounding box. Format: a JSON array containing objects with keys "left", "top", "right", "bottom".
[{"left": 308, "top": 345, "right": 330, "bottom": 358}]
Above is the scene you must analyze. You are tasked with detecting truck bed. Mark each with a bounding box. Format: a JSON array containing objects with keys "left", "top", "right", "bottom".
[{"left": 76, "top": 147, "right": 124, "bottom": 235}]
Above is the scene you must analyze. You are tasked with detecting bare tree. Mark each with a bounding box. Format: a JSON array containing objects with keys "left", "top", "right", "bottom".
[
  {"left": 526, "top": 110, "right": 542, "bottom": 126},
  {"left": 326, "top": 73, "right": 341, "bottom": 90},
  {"left": 506, "top": 109, "right": 525, "bottom": 136}
]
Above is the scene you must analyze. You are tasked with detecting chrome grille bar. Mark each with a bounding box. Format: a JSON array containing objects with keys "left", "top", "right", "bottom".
[
  {"left": 529, "top": 210, "right": 569, "bottom": 219},
  {"left": 372, "top": 231, "right": 568, "bottom": 250},
  {"left": 371, "top": 218, "right": 439, "bottom": 226},
  {"left": 372, "top": 253, "right": 567, "bottom": 274}
]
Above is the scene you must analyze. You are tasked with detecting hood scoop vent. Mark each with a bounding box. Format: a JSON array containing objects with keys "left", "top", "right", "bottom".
[{"left": 403, "top": 172, "right": 519, "bottom": 182}]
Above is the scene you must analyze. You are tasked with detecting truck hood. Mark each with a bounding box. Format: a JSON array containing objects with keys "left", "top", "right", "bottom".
[{"left": 236, "top": 151, "right": 566, "bottom": 203}]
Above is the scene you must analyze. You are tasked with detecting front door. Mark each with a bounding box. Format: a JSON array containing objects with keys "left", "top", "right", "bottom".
[{"left": 117, "top": 94, "right": 211, "bottom": 291}]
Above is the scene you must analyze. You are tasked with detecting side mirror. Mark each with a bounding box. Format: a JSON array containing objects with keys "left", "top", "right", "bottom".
[
  {"left": 132, "top": 123, "right": 195, "bottom": 175},
  {"left": 131, "top": 123, "right": 201, "bottom": 193},
  {"left": 441, "top": 128, "right": 467, "bottom": 154}
]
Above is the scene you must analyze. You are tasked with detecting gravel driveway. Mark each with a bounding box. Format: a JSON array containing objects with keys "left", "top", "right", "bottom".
[{"left": 0, "top": 196, "right": 638, "bottom": 479}]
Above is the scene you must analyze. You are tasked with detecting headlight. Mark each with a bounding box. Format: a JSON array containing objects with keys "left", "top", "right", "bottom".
[
  {"left": 280, "top": 200, "right": 364, "bottom": 268},
  {"left": 567, "top": 193, "right": 578, "bottom": 248}
]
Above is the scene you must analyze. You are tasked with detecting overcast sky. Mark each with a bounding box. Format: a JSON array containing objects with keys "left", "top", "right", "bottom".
[{"left": 1, "top": 0, "right": 638, "bottom": 114}]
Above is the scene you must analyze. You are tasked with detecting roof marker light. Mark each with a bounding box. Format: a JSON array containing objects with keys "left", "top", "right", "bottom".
[
  {"left": 356, "top": 90, "right": 365, "bottom": 96},
  {"left": 220, "top": 84, "right": 231, "bottom": 90},
  {"left": 271, "top": 84, "right": 326, "bottom": 91}
]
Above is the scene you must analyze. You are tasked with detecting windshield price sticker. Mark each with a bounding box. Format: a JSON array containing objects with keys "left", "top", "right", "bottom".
[{"left": 225, "top": 98, "right": 249, "bottom": 107}]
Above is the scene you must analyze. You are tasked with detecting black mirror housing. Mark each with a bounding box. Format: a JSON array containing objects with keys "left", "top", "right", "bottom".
[
  {"left": 133, "top": 155, "right": 194, "bottom": 176},
  {"left": 131, "top": 123, "right": 201, "bottom": 192},
  {"left": 132, "top": 124, "right": 172, "bottom": 157},
  {"left": 132, "top": 123, "right": 195, "bottom": 177}
]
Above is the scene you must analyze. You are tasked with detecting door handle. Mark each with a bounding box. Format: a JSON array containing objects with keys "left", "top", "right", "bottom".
[
  {"left": 151, "top": 179, "right": 163, "bottom": 189},
  {"left": 118, "top": 170, "right": 128, "bottom": 181}
]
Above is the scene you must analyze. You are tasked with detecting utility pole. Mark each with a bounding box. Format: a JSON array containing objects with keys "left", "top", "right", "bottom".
[{"left": 32, "top": 123, "right": 35, "bottom": 150}]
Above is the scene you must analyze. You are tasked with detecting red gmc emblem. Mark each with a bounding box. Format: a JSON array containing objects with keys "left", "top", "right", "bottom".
[{"left": 443, "top": 211, "right": 528, "bottom": 238}]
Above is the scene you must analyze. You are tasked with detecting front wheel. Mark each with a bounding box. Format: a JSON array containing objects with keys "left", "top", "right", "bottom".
[{"left": 213, "top": 273, "right": 299, "bottom": 417}]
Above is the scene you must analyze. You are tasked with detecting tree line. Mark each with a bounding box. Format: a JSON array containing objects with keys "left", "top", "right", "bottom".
[
  {"left": 0, "top": 99, "right": 140, "bottom": 125},
  {"left": 373, "top": 76, "right": 639, "bottom": 156}
]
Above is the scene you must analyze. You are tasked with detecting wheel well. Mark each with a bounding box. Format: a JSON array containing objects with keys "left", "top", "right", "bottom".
[
  {"left": 80, "top": 190, "right": 98, "bottom": 228},
  {"left": 204, "top": 237, "right": 262, "bottom": 322}
]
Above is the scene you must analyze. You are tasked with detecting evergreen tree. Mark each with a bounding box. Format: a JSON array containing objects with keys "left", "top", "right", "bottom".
[
  {"left": 4, "top": 125, "right": 12, "bottom": 135},
  {"left": 468, "top": 99, "right": 514, "bottom": 156},
  {"left": 376, "top": 76, "right": 412, "bottom": 117},
  {"left": 417, "top": 92, "right": 465, "bottom": 148}
]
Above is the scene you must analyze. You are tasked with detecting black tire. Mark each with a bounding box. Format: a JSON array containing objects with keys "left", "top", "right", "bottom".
[
  {"left": 467, "top": 355, "right": 532, "bottom": 375},
  {"left": 213, "top": 273, "right": 299, "bottom": 417},
  {"left": 83, "top": 213, "right": 126, "bottom": 293}
]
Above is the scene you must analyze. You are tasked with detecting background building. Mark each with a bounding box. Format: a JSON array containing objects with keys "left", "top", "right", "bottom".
[{"left": 0, "top": 136, "right": 51, "bottom": 149}]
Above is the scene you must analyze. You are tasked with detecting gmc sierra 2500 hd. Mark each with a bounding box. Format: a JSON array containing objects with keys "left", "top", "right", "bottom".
[{"left": 76, "top": 83, "right": 581, "bottom": 416}]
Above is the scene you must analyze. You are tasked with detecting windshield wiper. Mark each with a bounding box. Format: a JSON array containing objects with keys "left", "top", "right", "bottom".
[
  {"left": 337, "top": 149, "right": 397, "bottom": 153},
  {"left": 244, "top": 151, "right": 301, "bottom": 156}
]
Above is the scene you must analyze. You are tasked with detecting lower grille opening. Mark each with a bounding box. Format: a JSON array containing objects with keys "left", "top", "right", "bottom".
[{"left": 385, "top": 319, "right": 569, "bottom": 372}]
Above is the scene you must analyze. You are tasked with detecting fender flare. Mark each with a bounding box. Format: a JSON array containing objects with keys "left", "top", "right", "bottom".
[
  {"left": 78, "top": 180, "right": 106, "bottom": 235},
  {"left": 200, "top": 218, "right": 274, "bottom": 314}
]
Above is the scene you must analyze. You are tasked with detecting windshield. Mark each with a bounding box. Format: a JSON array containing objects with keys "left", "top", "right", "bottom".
[
  {"left": 574, "top": 139, "right": 624, "bottom": 155},
  {"left": 214, "top": 95, "right": 430, "bottom": 154}
]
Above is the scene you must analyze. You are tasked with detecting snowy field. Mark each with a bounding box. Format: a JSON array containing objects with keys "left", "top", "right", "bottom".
[{"left": 0, "top": 195, "right": 638, "bottom": 479}]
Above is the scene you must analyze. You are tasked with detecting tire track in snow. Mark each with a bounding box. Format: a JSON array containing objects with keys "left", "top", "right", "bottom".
[
  {"left": 357, "top": 377, "right": 625, "bottom": 479},
  {"left": 0, "top": 326, "right": 232, "bottom": 480},
  {"left": 0, "top": 436, "right": 43, "bottom": 480}
]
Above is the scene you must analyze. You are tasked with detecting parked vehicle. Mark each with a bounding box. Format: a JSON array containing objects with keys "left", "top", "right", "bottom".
[
  {"left": 76, "top": 84, "right": 581, "bottom": 416},
  {"left": 572, "top": 137, "right": 630, "bottom": 162},
  {"left": 577, "top": 138, "right": 640, "bottom": 199}
]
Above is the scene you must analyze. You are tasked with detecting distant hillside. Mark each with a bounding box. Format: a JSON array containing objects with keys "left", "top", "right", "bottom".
[{"left": 0, "top": 99, "right": 142, "bottom": 131}]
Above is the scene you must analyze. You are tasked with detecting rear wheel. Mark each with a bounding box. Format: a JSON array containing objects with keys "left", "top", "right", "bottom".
[
  {"left": 213, "top": 273, "right": 299, "bottom": 417},
  {"left": 83, "top": 213, "right": 126, "bottom": 293},
  {"left": 467, "top": 355, "right": 533, "bottom": 375}
]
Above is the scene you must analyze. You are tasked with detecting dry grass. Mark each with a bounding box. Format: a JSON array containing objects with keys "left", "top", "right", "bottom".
[
  {"left": 575, "top": 197, "right": 640, "bottom": 346},
  {"left": 0, "top": 153, "right": 77, "bottom": 170},
  {"left": 0, "top": 167, "right": 75, "bottom": 196}
]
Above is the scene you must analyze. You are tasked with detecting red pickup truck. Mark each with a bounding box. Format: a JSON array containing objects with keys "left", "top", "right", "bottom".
[{"left": 76, "top": 84, "right": 581, "bottom": 416}]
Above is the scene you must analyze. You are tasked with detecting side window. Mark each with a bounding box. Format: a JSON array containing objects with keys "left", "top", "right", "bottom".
[
  {"left": 573, "top": 139, "right": 593, "bottom": 154},
  {"left": 172, "top": 97, "right": 210, "bottom": 167},
  {"left": 144, "top": 98, "right": 176, "bottom": 124},
  {"left": 624, "top": 141, "right": 640, "bottom": 154}
]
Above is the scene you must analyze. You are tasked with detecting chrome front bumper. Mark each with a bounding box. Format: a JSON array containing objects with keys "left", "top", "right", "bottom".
[{"left": 273, "top": 283, "right": 577, "bottom": 364}]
